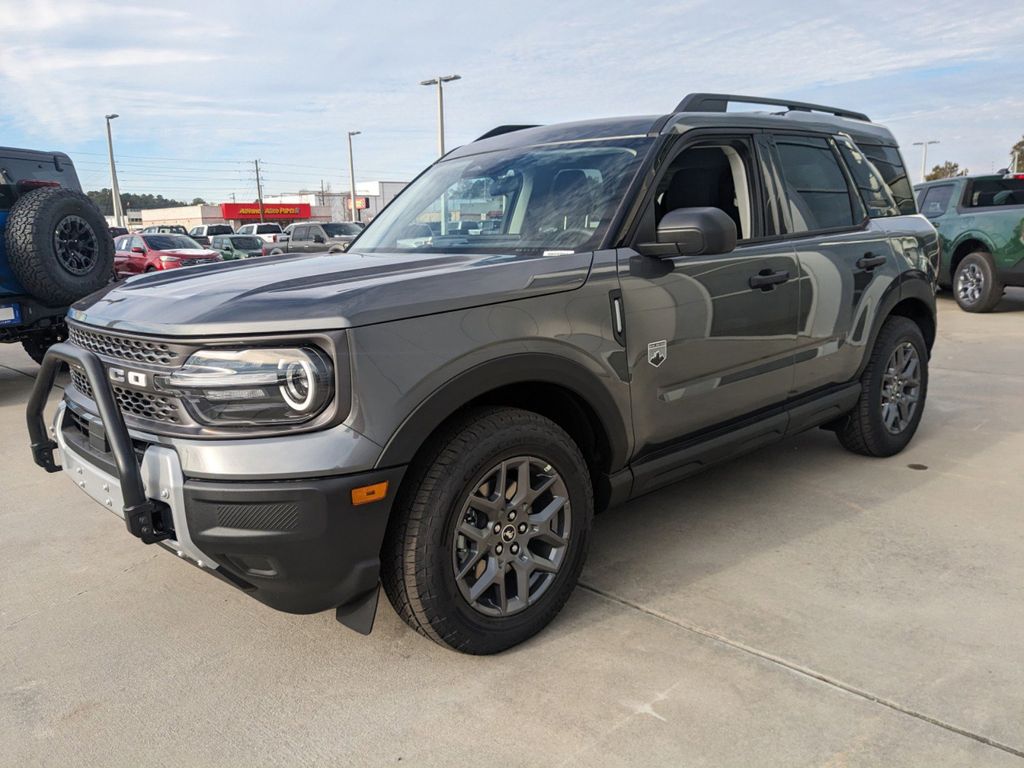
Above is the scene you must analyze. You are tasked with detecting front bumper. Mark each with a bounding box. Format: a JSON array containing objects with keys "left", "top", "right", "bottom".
[{"left": 28, "top": 343, "right": 405, "bottom": 628}]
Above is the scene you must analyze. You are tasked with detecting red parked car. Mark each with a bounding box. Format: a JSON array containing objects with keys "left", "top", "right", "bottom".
[{"left": 113, "top": 234, "right": 222, "bottom": 278}]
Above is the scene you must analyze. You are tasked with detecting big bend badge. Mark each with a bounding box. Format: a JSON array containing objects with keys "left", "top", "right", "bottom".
[{"left": 647, "top": 339, "right": 667, "bottom": 368}]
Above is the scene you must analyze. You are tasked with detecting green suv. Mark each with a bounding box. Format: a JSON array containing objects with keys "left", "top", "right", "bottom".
[{"left": 915, "top": 174, "right": 1024, "bottom": 311}]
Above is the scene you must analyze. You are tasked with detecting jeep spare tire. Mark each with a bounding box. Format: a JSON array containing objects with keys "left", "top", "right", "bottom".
[{"left": 5, "top": 186, "right": 114, "bottom": 307}]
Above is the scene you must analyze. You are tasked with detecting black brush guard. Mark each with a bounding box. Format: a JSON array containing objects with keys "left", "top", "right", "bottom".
[{"left": 26, "top": 342, "right": 171, "bottom": 544}]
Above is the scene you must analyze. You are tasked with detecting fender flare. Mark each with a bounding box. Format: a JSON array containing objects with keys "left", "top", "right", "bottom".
[
  {"left": 947, "top": 231, "right": 997, "bottom": 281},
  {"left": 857, "top": 274, "right": 936, "bottom": 377},
  {"left": 375, "top": 352, "right": 630, "bottom": 471}
]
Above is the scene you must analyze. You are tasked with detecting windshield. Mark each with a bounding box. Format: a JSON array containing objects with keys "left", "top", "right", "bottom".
[
  {"left": 229, "top": 236, "right": 262, "bottom": 249},
  {"left": 356, "top": 138, "right": 652, "bottom": 253},
  {"left": 144, "top": 235, "right": 202, "bottom": 250},
  {"left": 322, "top": 223, "right": 361, "bottom": 237}
]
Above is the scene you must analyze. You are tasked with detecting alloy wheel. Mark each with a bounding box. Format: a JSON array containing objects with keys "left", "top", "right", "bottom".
[
  {"left": 880, "top": 341, "right": 921, "bottom": 434},
  {"left": 53, "top": 215, "right": 99, "bottom": 275},
  {"left": 452, "top": 456, "right": 571, "bottom": 617},
  {"left": 956, "top": 262, "right": 984, "bottom": 305}
]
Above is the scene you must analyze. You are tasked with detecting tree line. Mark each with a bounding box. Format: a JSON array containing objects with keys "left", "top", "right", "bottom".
[
  {"left": 924, "top": 134, "right": 1024, "bottom": 181},
  {"left": 86, "top": 188, "right": 208, "bottom": 216}
]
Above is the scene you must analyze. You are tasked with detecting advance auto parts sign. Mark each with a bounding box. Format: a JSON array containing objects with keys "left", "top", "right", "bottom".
[{"left": 220, "top": 203, "right": 311, "bottom": 220}]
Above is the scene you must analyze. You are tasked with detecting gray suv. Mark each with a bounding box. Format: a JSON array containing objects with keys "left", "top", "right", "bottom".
[{"left": 28, "top": 93, "right": 938, "bottom": 654}]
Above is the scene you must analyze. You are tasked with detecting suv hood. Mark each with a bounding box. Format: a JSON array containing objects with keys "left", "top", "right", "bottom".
[{"left": 70, "top": 249, "right": 593, "bottom": 336}]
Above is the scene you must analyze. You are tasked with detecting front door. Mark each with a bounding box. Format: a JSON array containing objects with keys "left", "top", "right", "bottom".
[{"left": 619, "top": 134, "right": 801, "bottom": 457}]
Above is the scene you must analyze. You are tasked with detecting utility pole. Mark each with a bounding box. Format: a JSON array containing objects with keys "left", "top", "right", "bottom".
[
  {"left": 347, "top": 131, "right": 360, "bottom": 223},
  {"left": 320, "top": 179, "right": 326, "bottom": 208},
  {"left": 913, "top": 140, "right": 940, "bottom": 182},
  {"left": 254, "top": 159, "right": 265, "bottom": 223},
  {"left": 419, "top": 74, "right": 461, "bottom": 157},
  {"left": 104, "top": 114, "right": 124, "bottom": 227}
]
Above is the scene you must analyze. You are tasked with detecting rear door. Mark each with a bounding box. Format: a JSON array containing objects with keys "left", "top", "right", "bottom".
[
  {"left": 769, "top": 132, "right": 899, "bottom": 394},
  {"left": 618, "top": 132, "right": 802, "bottom": 454},
  {"left": 113, "top": 236, "right": 131, "bottom": 277},
  {"left": 127, "top": 236, "right": 148, "bottom": 274}
]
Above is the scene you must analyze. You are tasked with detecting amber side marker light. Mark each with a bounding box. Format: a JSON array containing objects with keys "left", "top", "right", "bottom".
[{"left": 351, "top": 481, "right": 388, "bottom": 506}]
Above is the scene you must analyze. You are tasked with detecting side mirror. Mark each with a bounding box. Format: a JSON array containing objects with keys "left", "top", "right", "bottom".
[
  {"left": 638, "top": 207, "right": 737, "bottom": 258},
  {"left": 313, "top": 234, "right": 325, "bottom": 244},
  {"left": 131, "top": 246, "right": 145, "bottom": 254}
]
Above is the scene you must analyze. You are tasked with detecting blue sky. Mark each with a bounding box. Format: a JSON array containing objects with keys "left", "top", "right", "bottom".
[{"left": 2, "top": 0, "right": 1021, "bottom": 202}]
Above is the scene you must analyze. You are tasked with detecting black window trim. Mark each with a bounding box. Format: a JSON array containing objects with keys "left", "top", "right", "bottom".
[
  {"left": 625, "top": 128, "right": 781, "bottom": 256},
  {"left": 956, "top": 177, "right": 1024, "bottom": 213},
  {"left": 767, "top": 130, "right": 870, "bottom": 242}
]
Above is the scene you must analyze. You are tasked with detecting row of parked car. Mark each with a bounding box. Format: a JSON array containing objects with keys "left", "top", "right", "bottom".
[{"left": 109, "top": 220, "right": 366, "bottom": 278}]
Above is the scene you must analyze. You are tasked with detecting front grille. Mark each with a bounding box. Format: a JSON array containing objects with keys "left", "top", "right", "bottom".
[
  {"left": 68, "top": 325, "right": 182, "bottom": 366},
  {"left": 69, "top": 367, "right": 183, "bottom": 424}
]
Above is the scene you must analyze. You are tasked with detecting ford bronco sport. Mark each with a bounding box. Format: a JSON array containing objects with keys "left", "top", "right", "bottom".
[
  {"left": 915, "top": 172, "right": 1024, "bottom": 312},
  {"left": 28, "top": 94, "right": 938, "bottom": 654}
]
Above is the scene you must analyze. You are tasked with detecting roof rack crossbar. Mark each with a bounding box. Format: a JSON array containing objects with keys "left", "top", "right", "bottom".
[
  {"left": 674, "top": 93, "right": 870, "bottom": 123},
  {"left": 474, "top": 125, "right": 541, "bottom": 142}
]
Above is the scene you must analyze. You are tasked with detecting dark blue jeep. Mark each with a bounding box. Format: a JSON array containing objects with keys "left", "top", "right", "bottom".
[{"left": 1, "top": 146, "right": 113, "bottom": 362}]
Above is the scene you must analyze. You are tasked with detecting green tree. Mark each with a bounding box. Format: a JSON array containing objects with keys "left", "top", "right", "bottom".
[
  {"left": 86, "top": 188, "right": 190, "bottom": 216},
  {"left": 925, "top": 161, "right": 968, "bottom": 181},
  {"left": 1010, "top": 136, "right": 1024, "bottom": 172}
]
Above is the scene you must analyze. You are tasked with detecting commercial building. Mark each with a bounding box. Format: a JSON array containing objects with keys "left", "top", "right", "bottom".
[{"left": 106, "top": 180, "right": 407, "bottom": 231}]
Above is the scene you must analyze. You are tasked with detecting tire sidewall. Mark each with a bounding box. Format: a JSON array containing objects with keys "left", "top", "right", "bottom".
[
  {"left": 863, "top": 320, "right": 928, "bottom": 454},
  {"left": 416, "top": 418, "right": 592, "bottom": 650}
]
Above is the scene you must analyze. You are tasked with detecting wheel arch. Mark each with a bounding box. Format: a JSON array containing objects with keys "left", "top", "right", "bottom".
[
  {"left": 857, "top": 276, "right": 936, "bottom": 378},
  {"left": 948, "top": 235, "right": 994, "bottom": 283},
  {"left": 376, "top": 354, "right": 631, "bottom": 509}
]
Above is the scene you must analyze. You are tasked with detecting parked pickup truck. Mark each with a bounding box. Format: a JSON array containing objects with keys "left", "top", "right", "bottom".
[
  {"left": 269, "top": 221, "right": 363, "bottom": 254},
  {"left": 915, "top": 173, "right": 1024, "bottom": 311},
  {"left": 1, "top": 146, "right": 113, "bottom": 362}
]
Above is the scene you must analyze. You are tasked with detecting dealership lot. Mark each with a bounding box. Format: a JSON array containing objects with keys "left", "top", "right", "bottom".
[{"left": 1, "top": 293, "right": 1022, "bottom": 766}]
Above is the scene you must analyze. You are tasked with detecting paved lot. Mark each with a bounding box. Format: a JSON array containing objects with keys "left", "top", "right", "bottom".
[{"left": 2, "top": 292, "right": 1023, "bottom": 767}]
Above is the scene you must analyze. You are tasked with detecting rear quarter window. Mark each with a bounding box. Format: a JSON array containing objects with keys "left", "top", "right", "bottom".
[
  {"left": 859, "top": 143, "right": 916, "bottom": 215},
  {"left": 964, "top": 178, "right": 1024, "bottom": 208},
  {"left": 836, "top": 137, "right": 900, "bottom": 218}
]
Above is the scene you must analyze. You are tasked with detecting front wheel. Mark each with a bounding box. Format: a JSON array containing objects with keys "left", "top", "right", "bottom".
[
  {"left": 381, "top": 407, "right": 593, "bottom": 654},
  {"left": 837, "top": 316, "right": 928, "bottom": 457}
]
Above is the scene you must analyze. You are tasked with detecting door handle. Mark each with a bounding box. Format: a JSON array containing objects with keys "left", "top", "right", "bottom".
[
  {"left": 857, "top": 253, "right": 887, "bottom": 270},
  {"left": 748, "top": 269, "right": 791, "bottom": 291}
]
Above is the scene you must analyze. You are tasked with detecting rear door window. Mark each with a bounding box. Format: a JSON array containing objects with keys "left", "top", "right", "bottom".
[
  {"left": 919, "top": 185, "right": 954, "bottom": 218},
  {"left": 774, "top": 135, "right": 859, "bottom": 232}
]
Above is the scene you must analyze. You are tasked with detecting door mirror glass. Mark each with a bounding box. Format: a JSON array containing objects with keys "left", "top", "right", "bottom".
[
  {"left": 131, "top": 246, "right": 145, "bottom": 254},
  {"left": 643, "top": 207, "right": 737, "bottom": 258}
]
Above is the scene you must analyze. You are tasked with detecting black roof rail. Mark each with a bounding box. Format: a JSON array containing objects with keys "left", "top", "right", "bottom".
[
  {"left": 475, "top": 125, "right": 540, "bottom": 142},
  {"left": 675, "top": 93, "right": 870, "bottom": 123}
]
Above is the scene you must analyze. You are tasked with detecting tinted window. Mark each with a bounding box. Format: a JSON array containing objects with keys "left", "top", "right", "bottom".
[
  {"left": 919, "top": 185, "right": 954, "bottom": 218},
  {"left": 775, "top": 136, "right": 857, "bottom": 232},
  {"left": 322, "top": 223, "right": 361, "bottom": 237},
  {"left": 965, "top": 178, "right": 1024, "bottom": 208},
  {"left": 256, "top": 224, "right": 282, "bottom": 234},
  {"left": 208, "top": 224, "right": 233, "bottom": 235},
  {"left": 292, "top": 225, "right": 309, "bottom": 241},
  {"left": 836, "top": 137, "right": 900, "bottom": 218},
  {"left": 860, "top": 144, "right": 916, "bottom": 215},
  {"left": 143, "top": 235, "right": 201, "bottom": 250},
  {"left": 230, "top": 236, "right": 262, "bottom": 249}
]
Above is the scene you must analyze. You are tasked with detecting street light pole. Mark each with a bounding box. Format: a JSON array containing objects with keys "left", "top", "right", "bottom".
[
  {"left": 913, "top": 140, "right": 940, "bottom": 181},
  {"left": 420, "top": 74, "right": 461, "bottom": 157},
  {"left": 347, "top": 131, "right": 360, "bottom": 223},
  {"left": 104, "top": 114, "right": 124, "bottom": 228}
]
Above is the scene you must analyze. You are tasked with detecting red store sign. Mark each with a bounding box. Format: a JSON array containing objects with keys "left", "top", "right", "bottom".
[{"left": 221, "top": 202, "right": 311, "bottom": 220}]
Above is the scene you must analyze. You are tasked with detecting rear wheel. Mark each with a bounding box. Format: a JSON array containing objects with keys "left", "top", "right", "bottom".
[
  {"left": 837, "top": 316, "right": 928, "bottom": 457},
  {"left": 21, "top": 325, "right": 67, "bottom": 365},
  {"left": 381, "top": 407, "right": 593, "bottom": 654},
  {"left": 954, "top": 252, "right": 1003, "bottom": 312}
]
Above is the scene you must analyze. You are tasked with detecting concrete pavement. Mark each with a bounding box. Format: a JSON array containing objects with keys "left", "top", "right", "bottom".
[{"left": 2, "top": 291, "right": 1023, "bottom": 766}]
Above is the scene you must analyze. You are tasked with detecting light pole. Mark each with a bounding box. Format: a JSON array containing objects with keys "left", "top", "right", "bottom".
[
  {"left": 347, "top": 131, "right": 360, "bottom": 223},
  {"left": 420, "top": 74, "right": 461, "bottom": 157},
  {"left": 104, "top": 114, "right": 125, "bottom": 228},
  {"left": 913, "top": 140, "right": 940, "bottom": 182}
]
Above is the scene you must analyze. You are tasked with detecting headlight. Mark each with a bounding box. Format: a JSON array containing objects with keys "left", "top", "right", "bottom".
[
  {"left": 161, "top": 347, "right": 333, "bottom": 426},
  {"left": 158, "top": 255, "right": 181, "bottom": 263}
]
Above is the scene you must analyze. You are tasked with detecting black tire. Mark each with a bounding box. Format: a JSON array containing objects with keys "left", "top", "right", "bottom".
[
  {"left": 5, "top": 187, "right": 114, "bottom": 307},
  {"left": 837, "top": 316, "right": 928, "bottom": 457},
  {"left": 953, "top": 252, "right": 1003, "bottom": 312},
  {"left": 20, "top": 325, "right": 68, "bottom": 365},
  {"left": 381, "top": 407, "right": 593, "bottom": 654},
  {"left": 270, "top": 248, "right": 284, "bottom": 256}
]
